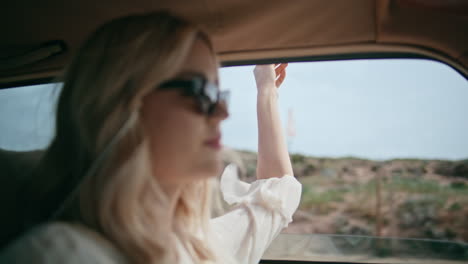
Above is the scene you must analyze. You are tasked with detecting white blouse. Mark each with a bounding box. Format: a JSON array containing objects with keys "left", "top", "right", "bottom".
[{"left": 0, "top": 164, "right": 302, "bottom": 264}]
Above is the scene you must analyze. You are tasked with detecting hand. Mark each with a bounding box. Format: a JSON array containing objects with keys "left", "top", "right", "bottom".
[{"left": 253, "top": 63, "right": 288, "bottom": 94}]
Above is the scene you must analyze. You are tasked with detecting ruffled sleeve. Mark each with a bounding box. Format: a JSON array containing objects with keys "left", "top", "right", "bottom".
[{"left": 210, "top": 164, "right": 302, "bottom": 264}]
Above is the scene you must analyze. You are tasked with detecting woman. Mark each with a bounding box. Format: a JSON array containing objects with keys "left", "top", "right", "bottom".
[{"left": 0, "top": 11, "right": 301, "bottom": 264}]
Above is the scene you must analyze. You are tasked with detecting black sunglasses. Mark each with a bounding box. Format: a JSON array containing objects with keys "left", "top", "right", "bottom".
[{"left": 158, "top": 75, "right": 229, "bottom": 116}]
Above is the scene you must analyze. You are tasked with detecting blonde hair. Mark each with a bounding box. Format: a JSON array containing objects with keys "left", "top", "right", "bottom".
[{"left": 22, "top": 11, "right": 223, "bottom": 263}]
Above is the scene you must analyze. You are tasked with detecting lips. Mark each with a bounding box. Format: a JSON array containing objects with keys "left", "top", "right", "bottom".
[{"left": 204, "top": 134, "right": 222, "bottom": 149}]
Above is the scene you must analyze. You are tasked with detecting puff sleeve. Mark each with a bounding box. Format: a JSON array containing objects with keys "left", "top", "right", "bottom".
[{"left": 210, "top": 164, "right": 302, "bottom": 264}]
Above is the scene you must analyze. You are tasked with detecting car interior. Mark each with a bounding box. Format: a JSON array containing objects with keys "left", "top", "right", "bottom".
[{"left": 1, "top": 0, "right": 468, "bottom": 263}]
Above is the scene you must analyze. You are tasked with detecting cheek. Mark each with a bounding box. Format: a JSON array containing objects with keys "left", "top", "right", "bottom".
[
  {"left": 154, "top": 113, "right": 223, "bottom": 178},
  {"left": 143, "top": 104, "right": 205, "bottom": 166},
  {"left": 148, "top": 110, "right": 202, "bottom": 156}
]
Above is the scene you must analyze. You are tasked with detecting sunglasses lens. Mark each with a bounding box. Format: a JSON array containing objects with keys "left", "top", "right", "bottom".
[
  {"left": 204, "top": 82, "right": 218, "bottom": 101},
  {"left": 158, "top": 76, "right": 229, "bottom": 116},
  {"left": 192, "top": 77, "right": 205, "bottom": 93},
  {"left": 205, "top": 90, "right": 230, "bottom": 115}
]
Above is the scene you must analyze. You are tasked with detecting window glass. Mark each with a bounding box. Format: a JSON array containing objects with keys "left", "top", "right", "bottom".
[{"left": 0, "top": 84, "right": 59, "bottom": 151}]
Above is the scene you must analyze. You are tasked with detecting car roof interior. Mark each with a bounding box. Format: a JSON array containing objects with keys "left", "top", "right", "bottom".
[{"left": 1, "top": 0, "right": 468, "bottom": 88}]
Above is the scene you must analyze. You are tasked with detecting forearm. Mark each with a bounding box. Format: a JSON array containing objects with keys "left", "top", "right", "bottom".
[{"left": 256, "top": 90, "right": 293, "bottom": 179}]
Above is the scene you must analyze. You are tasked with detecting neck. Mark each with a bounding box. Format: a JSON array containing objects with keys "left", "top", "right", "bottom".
[{"left": 161, "top": 183, "right": 183, "bottom": 225}]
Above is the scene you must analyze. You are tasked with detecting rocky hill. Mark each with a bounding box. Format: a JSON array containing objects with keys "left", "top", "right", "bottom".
[{"left": 221, "top": 149, "right": 468, "bottom": 244}]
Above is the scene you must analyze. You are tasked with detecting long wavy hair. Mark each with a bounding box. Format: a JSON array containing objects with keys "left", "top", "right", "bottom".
[{"left": 21, "top": 11, "right": 222, "bottom": 263}]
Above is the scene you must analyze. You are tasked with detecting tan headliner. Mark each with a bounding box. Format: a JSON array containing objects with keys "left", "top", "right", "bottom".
[{"left": 1, "top": 0, "right": 467, "bottom": 85}]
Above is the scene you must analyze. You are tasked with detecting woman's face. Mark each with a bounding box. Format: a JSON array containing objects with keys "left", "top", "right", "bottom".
[{"left": 141, "top": 38, "right": 228, "bottom": 189}]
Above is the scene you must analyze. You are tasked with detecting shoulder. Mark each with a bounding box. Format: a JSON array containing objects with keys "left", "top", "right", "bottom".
[{"left": 0, "top": 222, "right": 128, "bottom": 264}]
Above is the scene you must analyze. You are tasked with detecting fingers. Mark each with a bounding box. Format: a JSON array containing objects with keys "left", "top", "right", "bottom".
[
  {"left": 274, "top": 63, "right": 288, "bottom": 76},
  {"left": 275, "top": 69, "right": 286, "bottom": 87},
  {"left": 275, "top": 63, "right": 288, "bottom": 87},
  {"left": 274, "top": 63, "right": 288, "bottom": 68}
]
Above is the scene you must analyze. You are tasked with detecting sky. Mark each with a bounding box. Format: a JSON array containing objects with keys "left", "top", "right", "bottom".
[
  {"left": 221, "top": 59, "right": 468, "bottom": 160},
  {"left": 1, "top": 59, "right": 467, "bottom": 161}
]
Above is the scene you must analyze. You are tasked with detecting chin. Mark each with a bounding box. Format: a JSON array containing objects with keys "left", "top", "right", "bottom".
[
  {"left": 198, "top": 159, "right": 223, "bottom": 178},
  {"left": 210, "top": 159, "right": 224, "bottom": 176}
]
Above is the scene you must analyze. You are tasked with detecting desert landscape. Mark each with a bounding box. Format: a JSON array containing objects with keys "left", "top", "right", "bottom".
[{"left": 219, "top": 149, "right": 468, "bottom": 261}]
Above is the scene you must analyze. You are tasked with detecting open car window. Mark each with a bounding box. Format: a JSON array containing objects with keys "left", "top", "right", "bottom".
[
  {"left": 219, "top": 59, "right": 468, "bottom": 263},
  {"left": 1, "top": 58, "right": 467, "bottom": 263}
]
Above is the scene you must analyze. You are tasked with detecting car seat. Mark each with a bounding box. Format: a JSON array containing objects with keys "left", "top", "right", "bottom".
[{"left": 0, "top": 149, "right": 43, "bottom": 249}]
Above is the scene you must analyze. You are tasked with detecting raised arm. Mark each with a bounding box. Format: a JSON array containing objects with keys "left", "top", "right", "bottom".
[{"left": 254, "top": 64, "right": 293, "bottom": 180}]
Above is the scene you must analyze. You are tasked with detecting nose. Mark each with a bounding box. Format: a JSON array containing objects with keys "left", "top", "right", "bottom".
[{"left": 209, "top": 101, "right": 229, "bottom": 123}]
